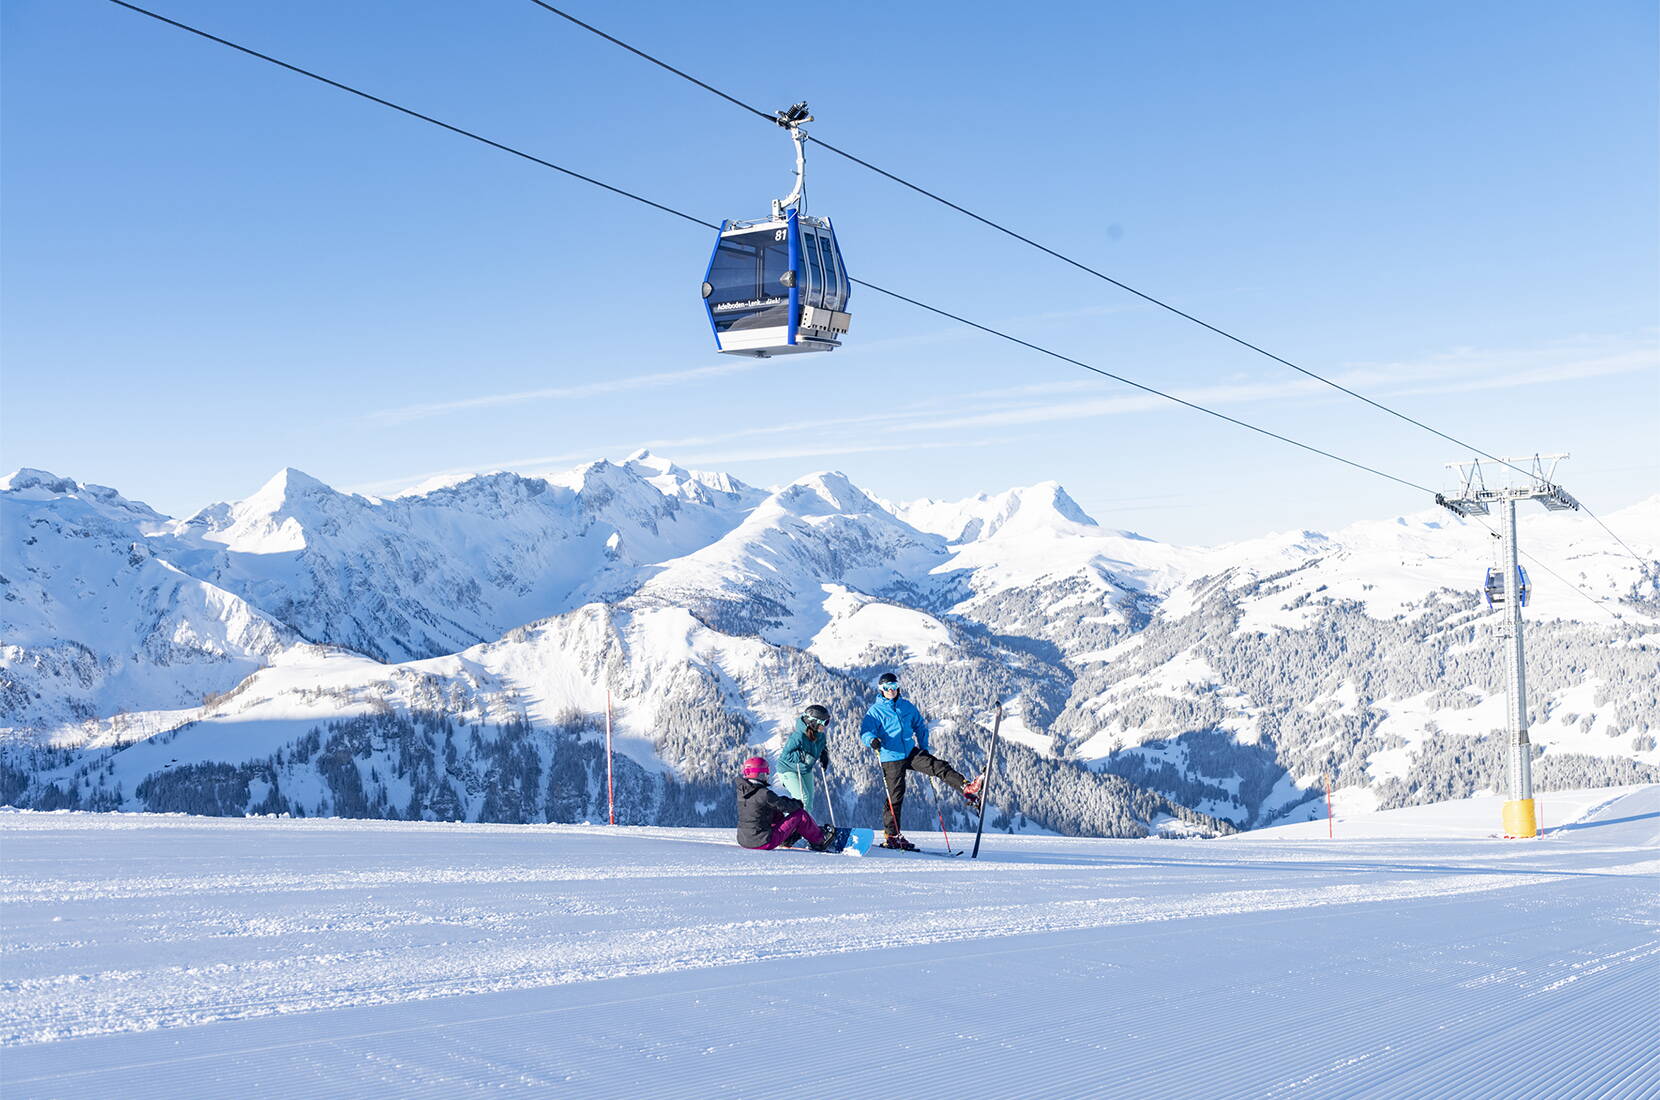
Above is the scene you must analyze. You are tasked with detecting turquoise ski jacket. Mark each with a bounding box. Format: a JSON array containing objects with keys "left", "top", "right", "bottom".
[
  {"left": 860, "top": 695, "right": 929, "bottom": 762},
  {"left": 778, "top": 716, "right": 830, "bottom": 777}
]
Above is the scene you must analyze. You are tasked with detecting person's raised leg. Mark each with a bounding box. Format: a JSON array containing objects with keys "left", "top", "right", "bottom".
[
  {"left": 909, "top": 749, "right": 965, "bottom": 790},
  {"left": 910, "top": 749, "right": 981, "bottom": 805}
]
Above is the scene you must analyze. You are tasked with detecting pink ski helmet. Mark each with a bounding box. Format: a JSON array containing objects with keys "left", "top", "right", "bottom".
[{"left": 741, "top": 756, "right": 770, "bottom": 779}]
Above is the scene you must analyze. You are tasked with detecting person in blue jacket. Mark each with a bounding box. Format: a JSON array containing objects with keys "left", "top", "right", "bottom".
[
  {"left": 776, "top": 704, "right": 832, "bottom": 814},
  {"left": 860, "top": 672, "right": 981, "bottom": 850}
]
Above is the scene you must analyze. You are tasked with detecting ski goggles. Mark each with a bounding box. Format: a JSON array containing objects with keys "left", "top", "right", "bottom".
[{"left": 877, "top": 682, "right": 901, "bottom": 692}]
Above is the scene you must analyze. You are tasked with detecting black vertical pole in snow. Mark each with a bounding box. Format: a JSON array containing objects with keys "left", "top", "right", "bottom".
[{"left": 970, "top": 700, "right": 1004, "bottom": 859}]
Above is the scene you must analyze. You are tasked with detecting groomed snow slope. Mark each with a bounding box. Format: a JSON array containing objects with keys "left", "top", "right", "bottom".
[{"left": 4, "top": 787, "right": 1658, "bottom": 1099}]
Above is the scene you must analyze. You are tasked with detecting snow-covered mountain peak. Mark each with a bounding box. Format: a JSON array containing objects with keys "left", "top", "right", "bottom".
[
  {"left": 1, "top": 467, "right": 168, "bottom": 527},
  {"left": 621, "top": 450, "right": 692, "bottom": 495},
  {"left": 550, "top": 457, "right": 667, "bottom": 506},
  {"left": 225, "top": 467, "right": 345, "bottom": 526},
  {"left": 898, "top": 480, "right": 1101, "bottom": 544},
  {"left": 251, "top": 466, "right": 333, "bottom": 503},
  {"left": 1, "top": 471, "right": 297, "bottom": 728},
  {"left": 1024, "top": 481, "right": 1097, "bottom": 523},
  {"left": 977, "top": 481, "right": 1099, "bottom": 539},
  {"left": 621, "top": 450, "right": 759, "bottom": 504},
  {"left": 1, "top": 467, "right": 80, "bottom": 496},
  {"left": 189, "top": 467, "right": 360, "bottom": 553},
  {"left": 771, "top": 471, "right": 883, "bottom": 518},
  {"left": 397, "top": 469, "right": 559, "bottom": 514},
  {"left": 118, "top": 457, "right": 776, "bottom": 664},
  {"left": 627, "top": 470, "right": 946, "bottom": 647},
  {"left": 622, "top": 449, "right": 681, "bottom": 477},
  {"left": 543, "top": 459, "right": 721, "bottom": 534}
]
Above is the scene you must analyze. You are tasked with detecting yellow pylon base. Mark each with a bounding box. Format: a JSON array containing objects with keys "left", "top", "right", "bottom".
[{"left": 1502, "top": 798, "right": 1538, "bottom": 838}]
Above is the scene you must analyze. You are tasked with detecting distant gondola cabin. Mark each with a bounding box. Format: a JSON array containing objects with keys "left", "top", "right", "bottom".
[{"left": 1482, "top": 565, "right": 1531, "bottom": 610}]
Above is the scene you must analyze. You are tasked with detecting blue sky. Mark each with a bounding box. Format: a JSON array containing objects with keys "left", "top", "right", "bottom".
[{"left": 3, "top": 0, "right": 1655, "bottom": 543}]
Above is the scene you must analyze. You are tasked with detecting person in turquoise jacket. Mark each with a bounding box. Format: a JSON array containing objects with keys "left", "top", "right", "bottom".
[
  {"left": 860, "top": 672, "right": 981, "bottom": 850},
  {"left": 776, "top": 704, "right": 832, "bottom": 812}
]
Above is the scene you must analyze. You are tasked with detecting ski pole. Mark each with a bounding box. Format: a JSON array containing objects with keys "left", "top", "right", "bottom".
[
  {"left": 870, "top": 748, "right": 900, "bottom": 837},
  {"left": 819, "top": 762, "right": 838, "bottom": 827},
  {"left": 971, "top": 701, "right": 1004, "bottom": 860},
  {"left": 928, "top": 776, "right": 959, "bottom": 855}
]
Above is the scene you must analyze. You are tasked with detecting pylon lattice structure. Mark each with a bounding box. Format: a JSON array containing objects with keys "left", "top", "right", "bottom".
[{"left": 1436, "top": 455, "right": 1580, "bottom": 838}]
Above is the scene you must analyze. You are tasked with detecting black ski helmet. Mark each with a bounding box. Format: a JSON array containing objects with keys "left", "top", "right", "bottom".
[
  {"left": 801, "top": 704, "right": 830, "bottom": 726},
  {"left": 877, "top": 672, "right": 899, "bottom": 691}
]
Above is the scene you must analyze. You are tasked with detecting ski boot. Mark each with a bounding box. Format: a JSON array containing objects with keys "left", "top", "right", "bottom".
[
  {"left": 812, "top": 827, "right": 847, "bottom": 853},
  {"left": 961, "top": 775, "right": 984, "bottom": 810},
  {"left": 880, "top": 833, "right": 918, "bottom": 851}
]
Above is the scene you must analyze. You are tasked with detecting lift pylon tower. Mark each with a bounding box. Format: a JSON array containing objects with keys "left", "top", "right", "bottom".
[{"left": 1436, "top": 455, "right": 1580, "bottom": 838}]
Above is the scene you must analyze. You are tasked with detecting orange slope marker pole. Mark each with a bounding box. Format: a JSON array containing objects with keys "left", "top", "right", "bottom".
[
  {"left": 606, "top": 689, "right": 615, "bottom": 826},
  {"left": 1325, "top": 773, "right": 1334, "bottom": 839}
]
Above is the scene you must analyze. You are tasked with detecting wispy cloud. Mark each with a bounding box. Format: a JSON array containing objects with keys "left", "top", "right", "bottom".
[
  {"left": 852, "top": 378, "right": 1324, "bottom": 436},
  {"left": 1331, "top": 333, "right": 1656, "bottom": 387},
  {"left": 921, "top": 334, "right": 1660, "bottom": 435},
  {"left": 365, "top": 360, "right": 768, "bottom": 425},
  {"left": 350, "top": 332, "right": 1656, "bottom": 498},
  {"left": 1357, "top": 343, "right": 1657, "bottom": 400},
  {"left": 676, "top": 436, "right": 1014, "bottom": 468}
]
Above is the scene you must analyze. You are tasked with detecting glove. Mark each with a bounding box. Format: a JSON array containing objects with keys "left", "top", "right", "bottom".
[
  {"left": 868, "top": 737, "right": 882, "bottom": 751},
  {"left": 820, "top": 755, "right": 831, "bottom": 772}
]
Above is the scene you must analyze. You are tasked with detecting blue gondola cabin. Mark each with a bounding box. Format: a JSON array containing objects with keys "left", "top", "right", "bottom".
[{"left": 701, "top": 211, "right": 851, "bottom": 357}]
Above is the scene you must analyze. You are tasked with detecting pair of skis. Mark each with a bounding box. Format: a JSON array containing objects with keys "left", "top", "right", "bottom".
[{"left": 880, "top": 842, "right": 961, "bottom": 859}]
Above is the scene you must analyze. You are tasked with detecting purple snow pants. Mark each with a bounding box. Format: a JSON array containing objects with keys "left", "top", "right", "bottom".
[{"left": 755, "top": 810, "right": 826, "bottom": 850}]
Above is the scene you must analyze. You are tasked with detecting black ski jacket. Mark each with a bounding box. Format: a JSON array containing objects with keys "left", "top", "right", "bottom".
[{"left": 736, "top": 777, "right": 803, "bottom": 849}]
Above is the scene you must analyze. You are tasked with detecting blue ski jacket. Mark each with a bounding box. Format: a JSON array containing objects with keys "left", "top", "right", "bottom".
[
  {"left": 860, "top": 695, "right": 929, "bottom": 762},
  {"left": 778, "top": 716, "right": 830, "bottom": 778}
]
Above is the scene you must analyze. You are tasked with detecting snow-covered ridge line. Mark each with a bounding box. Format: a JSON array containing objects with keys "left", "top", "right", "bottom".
[{"left": 3, "top": 457, "right": 1656, "bottom": 835}]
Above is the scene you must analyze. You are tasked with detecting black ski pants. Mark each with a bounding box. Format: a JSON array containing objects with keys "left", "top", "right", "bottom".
[{"left": 880, "top": 749, "right": 966, "bottom": 837}]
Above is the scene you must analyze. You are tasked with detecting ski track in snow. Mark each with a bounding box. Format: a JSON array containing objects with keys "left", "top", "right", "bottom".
[
  {"left": 2, "top": 868, "right": 1577, "bottom": 1043},
  {"left": 3, "top": 787, "right": 1659, "bottom": 1098}
]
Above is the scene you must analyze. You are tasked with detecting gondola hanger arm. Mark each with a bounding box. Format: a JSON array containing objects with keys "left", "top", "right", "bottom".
[{"left": 771, "top": 102, "right": 811, "bottom": 219}]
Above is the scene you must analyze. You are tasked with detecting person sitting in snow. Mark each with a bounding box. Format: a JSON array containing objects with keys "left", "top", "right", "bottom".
[
  {"left": 860, "top": 671, "right": 982, "bottom": 850},
  {"left": 736, "top": 756, "right": 843, "bottom": 852},
  {"left": 775, "top": 704, "right": 833, "bottom": 814}
]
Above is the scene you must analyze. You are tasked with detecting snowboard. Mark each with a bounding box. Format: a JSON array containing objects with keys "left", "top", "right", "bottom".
[{"left": 838, "top": 827, "right": 876, "bottom": 856}]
